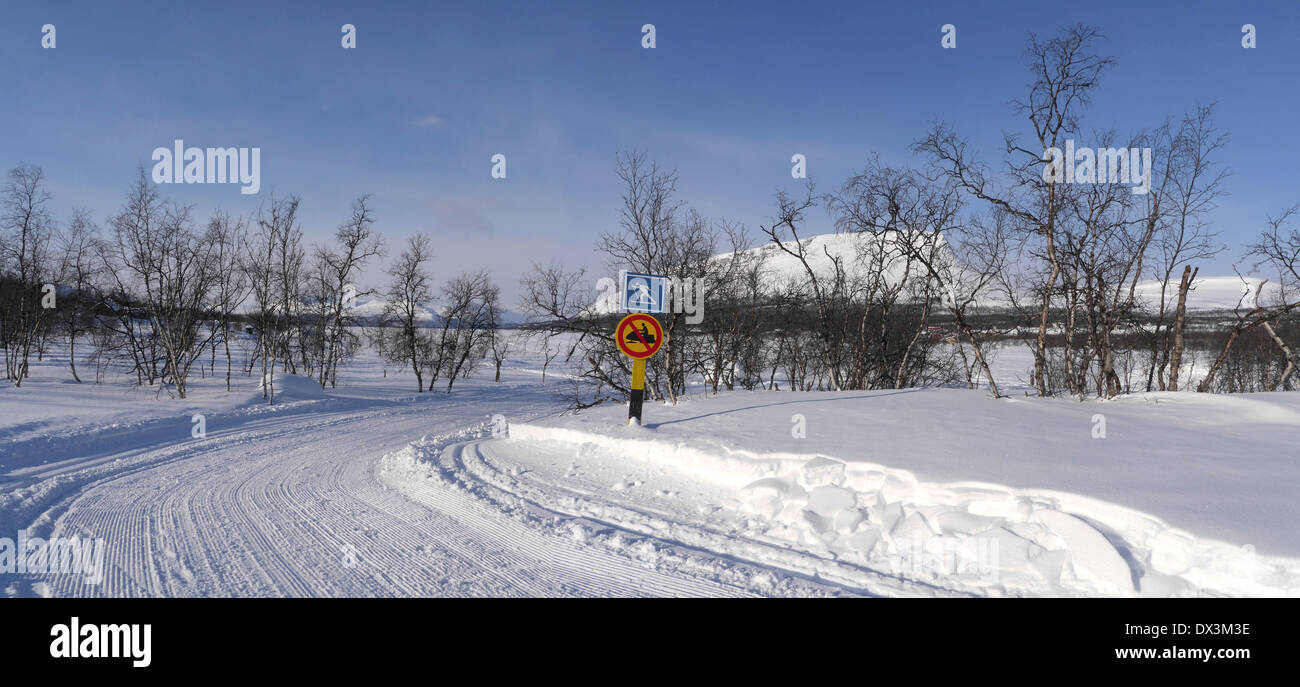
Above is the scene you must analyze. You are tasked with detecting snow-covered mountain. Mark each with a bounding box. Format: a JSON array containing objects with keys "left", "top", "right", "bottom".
[
  {"left": 736, "top": 231, "right": 955, "bottom": 289},
  {"left": 740, "top": 233, "right": 1287, "bottom": 313},
  {"left": 590, "top": 230, "right": 1283, "bottom": 314},
  {"left": 346, "top": 296, "right": 436, "bottom": 321},
  {"left": 1133, "top": 276, "right": 1281, "bottom": 312},
  {"left": 346, "top": 296, "right": 528, "bottom": 325},
  {"left": 591, "top": 231, "right": 958, "bottom": 314}
]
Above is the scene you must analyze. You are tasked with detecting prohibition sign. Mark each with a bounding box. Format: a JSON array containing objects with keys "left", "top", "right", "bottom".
[{"left": 616, "top": 313, "right": 664, "bottom": 360}]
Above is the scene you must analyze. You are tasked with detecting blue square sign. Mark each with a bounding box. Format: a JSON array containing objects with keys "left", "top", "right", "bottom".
[{"left": 619, "top": 270, "right": 668, "bottom": 314}]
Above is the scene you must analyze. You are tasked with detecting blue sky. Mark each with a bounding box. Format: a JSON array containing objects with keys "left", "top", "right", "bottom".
[{"left": 2, "top": 0, "right": 1298, "bottom": 301}]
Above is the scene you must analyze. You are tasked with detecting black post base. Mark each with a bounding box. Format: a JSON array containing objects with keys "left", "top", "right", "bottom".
[{"left": 628, "top": 388, "right": 644, "bottom": 425}]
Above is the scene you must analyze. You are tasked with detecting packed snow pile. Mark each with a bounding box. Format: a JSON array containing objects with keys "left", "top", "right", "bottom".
[
  {"left": 499, "top": 389, "right": 1300, "bottom": 597},
  {"left": 255, "top": 373, "right": 327, "bottom": 403}
]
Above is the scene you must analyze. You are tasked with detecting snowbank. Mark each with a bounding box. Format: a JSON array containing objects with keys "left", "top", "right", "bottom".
[
  {"left": 255, "top": 373, "right": 327, "bottom": 403},
  {"left": 506, "top": 389, "right": 1300, "bottom": 597}
]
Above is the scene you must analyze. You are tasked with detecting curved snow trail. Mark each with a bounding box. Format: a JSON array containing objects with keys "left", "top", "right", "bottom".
[
  {"left": 9, "top": 394, "right": 764, "bottom": 598},
  {"left": 380, "top": 436, "right": 964, "bottom": 598}
]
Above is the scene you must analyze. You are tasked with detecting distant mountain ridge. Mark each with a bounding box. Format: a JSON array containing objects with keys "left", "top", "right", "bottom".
[{"left": 586, "top": 231, "right": 1283, "bottom": 316}]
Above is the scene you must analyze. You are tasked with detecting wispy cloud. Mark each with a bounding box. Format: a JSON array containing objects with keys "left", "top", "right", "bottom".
[{"left": 414, "top": 114, "right": 445, "bottom": 128}]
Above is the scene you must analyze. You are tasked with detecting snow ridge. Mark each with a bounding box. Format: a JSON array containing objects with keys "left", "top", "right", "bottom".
[{"left": 491, "top": 422, "right": 1297, "bottom": 597}]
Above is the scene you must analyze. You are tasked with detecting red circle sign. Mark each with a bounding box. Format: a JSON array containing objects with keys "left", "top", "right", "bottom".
[{"left": 615, "top": 314, "right": 664, "bottom": 359}]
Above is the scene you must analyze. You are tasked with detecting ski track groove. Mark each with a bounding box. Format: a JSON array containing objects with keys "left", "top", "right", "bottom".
[
  {"left": 445, "top": 439, "right": 962, "bottom": 598},
  {"left": 13, "top": 395, "right": 764, "bottom": 597}
]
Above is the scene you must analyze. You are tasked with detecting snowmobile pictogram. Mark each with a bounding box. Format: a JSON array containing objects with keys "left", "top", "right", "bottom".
[{"left": 624, "top": 322, "right": 656, "bottom": 345}]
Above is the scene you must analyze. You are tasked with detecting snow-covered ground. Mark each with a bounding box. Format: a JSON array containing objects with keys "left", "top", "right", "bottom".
[
  {"left": 483, "top": 389, "right": 1299, "bottom": 597},
  {"left": 0, "top": 338, "right": 842, "bottom": 597},
  {"left": 2, "top": 333, "right": 1296, "bottom": 597}
]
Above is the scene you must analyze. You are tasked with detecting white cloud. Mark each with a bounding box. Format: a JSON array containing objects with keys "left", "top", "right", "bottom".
[{"left": 415, "top": 114, "right": 445, "bottom": 128}]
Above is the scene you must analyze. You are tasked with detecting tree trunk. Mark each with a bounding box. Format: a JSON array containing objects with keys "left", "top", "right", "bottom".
[
  {"left": 1167, "top": 266, "right": 1196, "bottom": 392},
  {"left": 68, "top": 328, "right": 82, "bottom": 383},
  {"left": 1261, "top": 320, "right": 1296, "bottom": 391},
  {"left": 224, "top": 324, "right": 233, "bottom": 392},
  {"left": 1032, "top": 262, "right": 1061, "bottom": 396}
]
